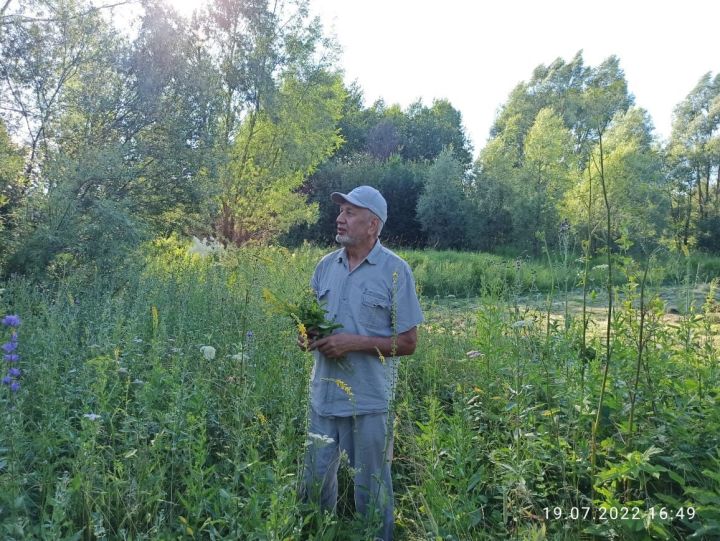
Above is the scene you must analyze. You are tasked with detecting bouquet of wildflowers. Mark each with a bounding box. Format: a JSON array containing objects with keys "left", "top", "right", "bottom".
[{"left": 262, "top": 288, "right": 342, "bottom": 340}]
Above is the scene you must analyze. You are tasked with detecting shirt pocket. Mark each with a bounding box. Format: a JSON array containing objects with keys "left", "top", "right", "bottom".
[{"left": 359, "top": 289, "right": 391, "bottom": 331}]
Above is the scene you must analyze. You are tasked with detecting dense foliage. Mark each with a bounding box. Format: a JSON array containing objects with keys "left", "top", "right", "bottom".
[{"left": 1, "top": 2, "right": 719, "bottom": 276}]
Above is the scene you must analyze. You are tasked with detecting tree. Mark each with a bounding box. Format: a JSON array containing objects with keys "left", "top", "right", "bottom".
[
  {"left": 220, "top": 69, "right": 345, "bottom": 243},
  {"left": 667, "top": 72, "right": 720, "bottom": 250},
  {"left": 0, "top": 119, "right": 25, "bottom": 270},
  {"left": 1, "top": 0, "right": 220, "bottom": 274},
  {"left": 0, "top": 0, "right": 115, "bottom": 181},
  {"left": 287, "top": 153, "right": 426, "bottom": 247},
  {"left": 564, "top": 107, "right": 668, "bottom": 250},
  {"left": 519, "top": 107, "right": 577, "bottom": 254},
  {"left": 468, "top": 135, "right": 516, "bottom": 250},
  {"left": 416, "top": 148, "right": 468, "bottom": 249},
  {"left": 402, "top": 99, "right": 473, "bottom": 166},
  {"left": 1, "top": 0, "right": 150, "bottom": 274},
  {"left": 473, "top": 52, "right": 634, "bottom": 253},
  {"left": 204, "top": 0, "right": 343, "bottom": 244}
]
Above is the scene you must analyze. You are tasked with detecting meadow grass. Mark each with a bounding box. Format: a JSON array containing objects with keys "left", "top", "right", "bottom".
[
  {"left": 397, "top": 247, "right": 720, "bottom": 299},
  {"left": 0, "top": 239, "right": 718, "bottom": 540}
]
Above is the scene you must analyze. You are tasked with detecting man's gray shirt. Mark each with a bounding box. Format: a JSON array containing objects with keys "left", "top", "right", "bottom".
[{"left": 310, "top": 241, "right": 424, "bottom": 416}]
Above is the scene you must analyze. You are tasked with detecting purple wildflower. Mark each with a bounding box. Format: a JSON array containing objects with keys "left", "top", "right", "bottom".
[
  {"left": 1, "top": 315, "right": 21, "bottom": 327},
  {"left": 2, "top": 314, "right": 23, "bottom": 393}
]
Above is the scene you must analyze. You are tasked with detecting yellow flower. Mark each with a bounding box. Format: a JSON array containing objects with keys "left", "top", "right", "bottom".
[
  {"left": 333, "top": 379, "right": 353, "bottom": 397},
  {"left": 293, "top": 315, "right": 309, "bottom": 350}
]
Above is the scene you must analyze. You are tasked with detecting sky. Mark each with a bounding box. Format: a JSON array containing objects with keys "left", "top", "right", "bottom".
[{"left": 164, "top": 0, "right": 719, "bottom": 157}]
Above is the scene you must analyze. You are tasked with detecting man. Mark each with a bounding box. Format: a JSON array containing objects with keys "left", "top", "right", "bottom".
[{"left": 299, "top": 185, "right": 423, "bottom": 541}]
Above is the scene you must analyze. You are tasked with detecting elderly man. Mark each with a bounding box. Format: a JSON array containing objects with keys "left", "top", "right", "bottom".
[{"left": 299, "top": 185, "right": 423, "bottom": 540}]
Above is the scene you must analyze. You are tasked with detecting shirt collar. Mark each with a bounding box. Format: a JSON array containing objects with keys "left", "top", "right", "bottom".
[{"left": 336, "top": 239, "right": 383, "bottom": 266}]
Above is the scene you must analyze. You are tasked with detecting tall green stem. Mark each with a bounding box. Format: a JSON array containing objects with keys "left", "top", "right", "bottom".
[
  {"left": 581, "top": 165, "right": 593, "bottom": 394},
  {"left": 590, "top": 133, "right": 612, "bottom": 511},
  {"left": 627, "top": 256, "right": 651, "bottom": 445}
]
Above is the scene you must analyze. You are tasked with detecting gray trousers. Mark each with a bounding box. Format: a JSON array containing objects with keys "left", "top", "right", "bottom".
[{"left": 302, "top": 409, "right": 394, "bottom": 541}]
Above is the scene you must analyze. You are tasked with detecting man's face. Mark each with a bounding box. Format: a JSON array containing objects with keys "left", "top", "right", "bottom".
[{"left": 335, "top": 203, "right": 377, "bottom": 246}]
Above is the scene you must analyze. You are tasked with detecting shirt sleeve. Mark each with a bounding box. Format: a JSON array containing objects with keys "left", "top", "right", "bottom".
[
  {"left": 310, "top": 268, "right": 319, "bottom": 293},
  {"left": 392, "top": 262, "right": 424, "bottom": 334},
  {"left": 310, "top": 258, "right": 323, "bottom": 294}
]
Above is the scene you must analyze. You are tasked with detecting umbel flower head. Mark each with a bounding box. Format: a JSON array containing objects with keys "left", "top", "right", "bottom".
[{"left": 200, "top": 345, "right": 216, "bottom": 361}]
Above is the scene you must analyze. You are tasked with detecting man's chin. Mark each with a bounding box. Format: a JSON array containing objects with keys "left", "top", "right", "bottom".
[{"left": 335, "top": 234, "right": 354, "bottom": 246}]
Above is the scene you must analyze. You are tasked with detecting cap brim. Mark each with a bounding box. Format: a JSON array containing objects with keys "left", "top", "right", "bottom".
[
  {"left": 330, "top": 191, "right": 385, "bottom": 223},
  {"left": 331, "top": 192, "right": 362, "bottom": 208}
]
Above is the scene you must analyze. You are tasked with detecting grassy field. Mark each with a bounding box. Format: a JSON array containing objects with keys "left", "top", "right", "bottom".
[{"left": 1, "top": 240, "right": 719, "bottom": 540}]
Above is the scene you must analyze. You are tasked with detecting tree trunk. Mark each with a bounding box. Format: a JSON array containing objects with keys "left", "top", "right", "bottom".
[
  {"left": 697, "top": 166, "right": 704, "bottom": 220},
  {"left": 706, "top": 163, "right": 711, "bottom": 214},
  {"left": 683, "top": 193, "right": 692, "bottom": 247}
]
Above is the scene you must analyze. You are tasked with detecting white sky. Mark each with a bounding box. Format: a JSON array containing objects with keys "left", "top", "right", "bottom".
[{"left": 164, "top": 0, "right": 719, "bottom": 157}]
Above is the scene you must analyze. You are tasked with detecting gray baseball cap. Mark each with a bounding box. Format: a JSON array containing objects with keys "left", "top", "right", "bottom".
[{"left": 331, "top": 185, "right": 387, "bottom": 223}]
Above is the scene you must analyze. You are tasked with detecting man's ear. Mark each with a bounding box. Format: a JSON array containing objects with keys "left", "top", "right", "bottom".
[{"left": 369, "top": 216, "right": 380, "bottom": 236}]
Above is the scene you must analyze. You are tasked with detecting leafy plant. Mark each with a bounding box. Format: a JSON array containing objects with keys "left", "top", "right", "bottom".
[{"left": 262, "top": 288, "right": 342, "bottom": 338}]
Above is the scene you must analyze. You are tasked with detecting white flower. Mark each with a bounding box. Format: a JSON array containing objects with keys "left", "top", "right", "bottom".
[
  {"left": 83, "top": 413, "right": 101, "bottom": 421},
  {"left": 306, "top": 432, "right": 335, "bottom": 447},
  {"left": 188, "top": 236, "right": 223, "bottom": 257},
  {"left": 200, "top": 345, "right": 216, "bottom": 360}
]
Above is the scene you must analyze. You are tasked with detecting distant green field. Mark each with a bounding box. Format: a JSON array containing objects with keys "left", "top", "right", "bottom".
[{"left": 397, "top": 247, "right": 720, "bottom": 298}]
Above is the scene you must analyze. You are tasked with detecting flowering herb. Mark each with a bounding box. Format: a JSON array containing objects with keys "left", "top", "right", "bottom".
[
  {"left": 1, "top": 315, "right": 21, "bottom": 327},
  {"left": 200, "top": 345, "right": 216, "bottom": 360},
  {"left": 263, "top": 288, "right": 342, "bottom": 338},
  {"left": 2, "top": 314, "right": 22, "bottom": 392}
]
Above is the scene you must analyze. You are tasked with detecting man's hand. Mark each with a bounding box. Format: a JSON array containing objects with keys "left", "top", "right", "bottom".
[
  {"left": 297, "top": 329, "right": 319, "bottom": 351},
  {"left": 309, "top": 334, "right": 356, "bottom": 359},
  {"left": 301, "top": 327, "right": 417, "bottom": 359}
]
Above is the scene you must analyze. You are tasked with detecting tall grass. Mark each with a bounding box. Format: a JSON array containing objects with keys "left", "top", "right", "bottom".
[
  {"left": 397, "top": 247, "right": 720, "bottom": 299},
  {"left": 0, "top": 239, "right": 718, "bottom": 539}
]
